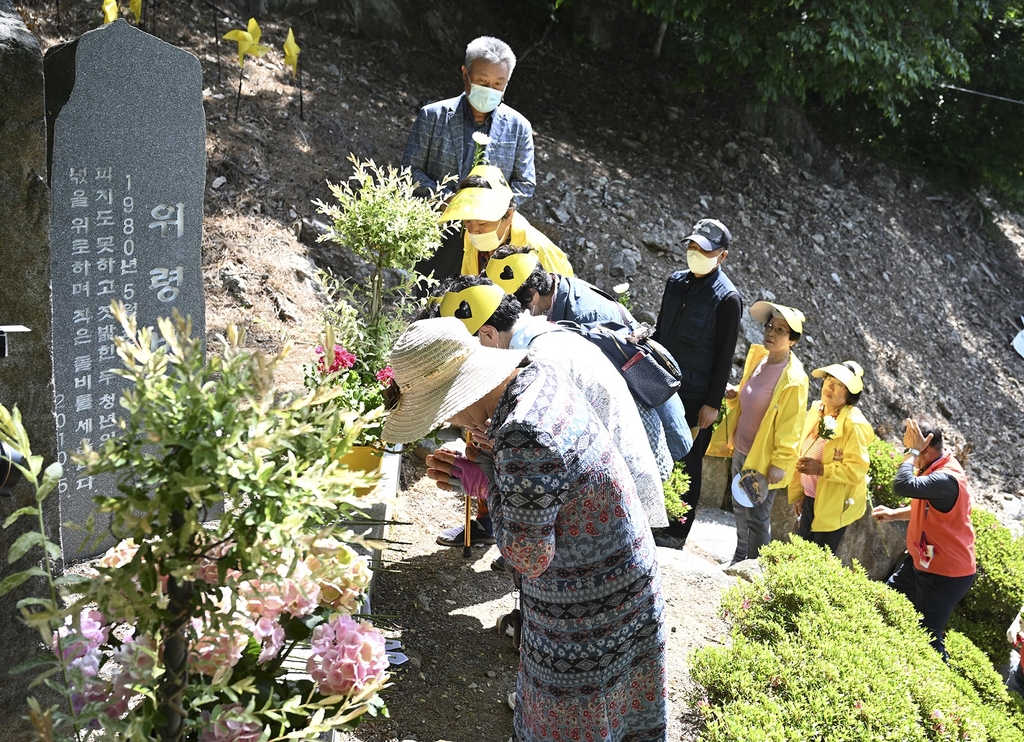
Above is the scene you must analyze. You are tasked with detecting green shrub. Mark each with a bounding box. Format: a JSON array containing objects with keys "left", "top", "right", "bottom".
[
  {"left": 867, "top": 438, "right": 906, "bottom": 508},
  {"left": 950, "top": 509, "right": 1024, "bottom": 664},
  {"left": 663, "top": 461, "right": 691, "bottom": 523},
  {"left": 690, "top": 539, "right": 1024, "bottom": 741}
]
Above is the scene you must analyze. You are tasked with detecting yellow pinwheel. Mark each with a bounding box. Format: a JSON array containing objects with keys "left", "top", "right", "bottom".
[
  {"left": 102, "top": 0, "right": 118, "bottom": 24},
  {"left": 283, "top": 28, "right": 300, "bottom": 75},
  {"left": 223, "top": 17, "right": 271, "bottom": 68},
  {"left": 129, "top": 0, "right": 141, "bottom": 23}
]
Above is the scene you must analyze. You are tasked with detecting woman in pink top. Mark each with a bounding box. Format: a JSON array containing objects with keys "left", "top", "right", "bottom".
[{"left": 709, "top": 302, "right": 809, "bottom": 563}]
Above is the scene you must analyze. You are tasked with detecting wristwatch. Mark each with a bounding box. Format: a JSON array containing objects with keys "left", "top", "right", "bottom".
[{"left": 903, "top": 447, "right": 920, "bottom": 457}]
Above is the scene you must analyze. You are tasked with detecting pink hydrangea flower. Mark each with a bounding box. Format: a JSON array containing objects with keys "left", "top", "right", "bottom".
[
  {"left": 306, "top": 614, "right": 389, "bottom": 696},
  {"left": 190, "top": 617, "right": 248, "bottom": 681},
  {"left": 253, "top": 616, "right": 285, "bottom": 664},
  {"left": 199, "top": 704, "right": 263, "bottom": 742},
  {"left": 240, "top": 559, "right": 320, "bottom": 621},
  {"left": 375, "top": 366, "right": 395, "bottom": 386},
  {"left": 305, "top": 542, "right": 372, "bottom": 614}
]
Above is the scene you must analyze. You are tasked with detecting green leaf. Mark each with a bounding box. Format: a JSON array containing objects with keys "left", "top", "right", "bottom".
[
  {"left": 9, "top": 653, "right": 58, "bottom": 675},
  {"left": 36, "top": 462, "right": 62, "bottom": 502},
  {"left": 0, "top": 567, "right": 49, "bottom": 597},
  {"left": 8, "top": 531, "right": 47, "bottom": 564},
  {"left": 52, "top": 573, "right": 91, "bottom": 588},
  {"left": 27, "top": 664, "right": 64, "bottom": 689},
  {"left": 3, "top": 506, "right": 40, "bottom": 529}
]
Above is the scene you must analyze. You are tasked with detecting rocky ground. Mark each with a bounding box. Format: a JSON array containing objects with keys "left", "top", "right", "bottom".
[
  {"left": 20, "top": 0, "right": 1024, "bottom": 508},
  {"left": 334, "top": 455, "right": 739, "bottom": 742},
  {"left": 14, "top": 1, "right": 1024, "bottom": 739}
]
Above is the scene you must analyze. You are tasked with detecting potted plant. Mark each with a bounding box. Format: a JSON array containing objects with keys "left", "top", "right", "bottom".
[
  {"left": 313, "top": 153, "right": 447, "bottom": 390},
  {"left": 0, "top": 304, "right": 393, "bottom": 740},
  {"left": 310, "top": 155, "right": 447, "bottom": 463}
]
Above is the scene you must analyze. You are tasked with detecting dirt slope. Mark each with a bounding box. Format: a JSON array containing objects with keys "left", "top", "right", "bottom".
[{"left": 22, "top": 0, "right": 1024, "bottom": 505}]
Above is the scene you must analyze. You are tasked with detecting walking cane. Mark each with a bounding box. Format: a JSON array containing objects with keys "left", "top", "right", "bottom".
[
  {"left": 463, "top": 493, "right": 473, "bottom": 558},
  {"left": 463, "top": 430, "right": 474, "bottom": 557}
]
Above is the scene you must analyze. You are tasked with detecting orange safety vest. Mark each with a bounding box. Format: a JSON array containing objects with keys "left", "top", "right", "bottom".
[{"left": 906, "top": 453, "right": 976, "bottom": 577}]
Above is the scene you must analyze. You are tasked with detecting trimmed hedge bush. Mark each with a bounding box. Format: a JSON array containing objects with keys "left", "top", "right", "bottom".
[
  {"left": 663, "top": 461, "right": 691, "bottom": 523},
  {"left": 950, "top": 509, "right": 1024, "bottom": 664},
  {"left": 867, "top": 437, "right": 906, "bottom": 508},
  {"left": 691, "top": 539, "right": 1024, "bottom": 741}
]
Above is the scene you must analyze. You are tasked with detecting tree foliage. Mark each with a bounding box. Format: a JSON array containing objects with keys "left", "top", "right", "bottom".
[
  {"left": 631, "top": 0, "right": 977, "bottom": 122},
  {"left": 822, "top": 0, "right": 1024, "bottom": 204}
]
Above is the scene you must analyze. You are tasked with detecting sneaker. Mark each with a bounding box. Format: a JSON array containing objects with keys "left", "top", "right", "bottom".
[
  {"left": 653, "top": 532, "right": 686, "bottom": 550},
  {"left": 436, "top": 519, "right": 496, "bottom": 547},
  {"left": 507, "top": 692, "right": 516, "bottom": 710}
]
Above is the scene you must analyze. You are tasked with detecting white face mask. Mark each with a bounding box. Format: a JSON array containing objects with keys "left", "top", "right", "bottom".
[
  {"left": 467, "top": 227, "right": 504, "bottom": 252},
  {"left": 468, "top": 84, "right": 503, "bottom": 114},
  {"left": 686, "top": 250, "right": 720, "bottom": 275}
]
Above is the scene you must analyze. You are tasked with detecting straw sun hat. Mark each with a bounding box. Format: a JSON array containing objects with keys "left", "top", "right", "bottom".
[{"left": 381, "top": 317, "right": 527, "bottom": 444}]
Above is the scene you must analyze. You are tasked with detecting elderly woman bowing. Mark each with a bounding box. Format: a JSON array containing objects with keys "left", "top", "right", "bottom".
[
  {"left": 382, "top": 318, "right": 668, "bottom": 742},
  {"left": 789, "top": 361, "right": 874, "bottom": 555}
]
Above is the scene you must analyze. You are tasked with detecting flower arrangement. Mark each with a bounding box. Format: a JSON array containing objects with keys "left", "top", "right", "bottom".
[
  {"left": 303, "top": 327, "right": 394, "bottom": 446},
  {"left": 817, "top": 413, "right": 838, "bottom": 441},
  {"left": 0, "top": 303, "right": 392, "bottom": 740},
  {"left": 311, "top": 156, "right": 446, "bottom": 446},
  {"left": 313, "top": 155, "right": 447, "bottom": 375},
  {"left": 47, "top": 534, "right": 386, "bottom": 738}
]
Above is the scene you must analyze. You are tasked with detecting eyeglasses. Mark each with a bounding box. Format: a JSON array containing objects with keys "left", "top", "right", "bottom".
[{"left": 763, "top": 321, "right": 790, "bottom": 337}]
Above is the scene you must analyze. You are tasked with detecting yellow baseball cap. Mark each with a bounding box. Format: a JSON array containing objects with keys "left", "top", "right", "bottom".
[{"left": 440, "top": 165, "right": 514, "bottom": 223}]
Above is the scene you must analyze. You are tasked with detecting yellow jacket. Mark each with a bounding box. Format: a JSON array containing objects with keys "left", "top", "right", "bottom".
[
  {"left": 461, "top": 211, "right": 574, "bottom": 276},
  {"left": 787, "top": 401, "right": 874, "bottom": 531},
  {"left": 707, "top": 345, "right": 808, "bottom": 488}
]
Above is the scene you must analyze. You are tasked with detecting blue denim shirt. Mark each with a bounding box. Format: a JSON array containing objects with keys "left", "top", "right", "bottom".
[{"left": 401, "top": 94, "right": 536, "bottom": 201}]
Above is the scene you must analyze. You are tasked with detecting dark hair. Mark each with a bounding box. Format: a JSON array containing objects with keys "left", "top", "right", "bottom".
[
  {"left": 492, "top": 245, "right": 552, "bottom": 306},
  {"left": 445, "top": 274, "right": 522, "bottom": 333},
  {"left": 918, "top": 420, "right": 944, "bottom": 453}
]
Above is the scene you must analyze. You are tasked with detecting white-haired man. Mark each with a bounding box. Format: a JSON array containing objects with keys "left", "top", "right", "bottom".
[{"left": 403, "top": 36, "right": 536, "bottom": 279}]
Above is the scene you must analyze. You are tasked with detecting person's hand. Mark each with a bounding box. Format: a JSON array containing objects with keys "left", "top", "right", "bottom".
[
  {"left": 450, "top": 456, "right": 490, "bottom": 500},
  {"left": 767, "top": 465, "right": 785, "bottom": 485},
  {"left": 698, "top": 404, "right": 719, "bottom": 430},
  {"left": 795, "top": 457, "right": 823, "bottom": 477},
  {"left": 902, "top": 418, "right": 933, "bottom": 453},
  {"left": 872, "top": 505, "right": 896, "bottom": 522},
  {"left": 724, "top": 385, "right": 738, "bottom": 401},
  {"left": 792, "top": 500, "right": 803, "bottom": 518},
  {"left": 425, "top": 448, "right": 459, "bottom": 492},
  {"left": 466, "top": 426, "right": 493, "bottom": 451}
]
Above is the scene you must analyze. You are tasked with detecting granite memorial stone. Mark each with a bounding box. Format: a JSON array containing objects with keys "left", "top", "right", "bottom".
[{"left": 46, "top": 19, "right": 206, "bottom": 559}]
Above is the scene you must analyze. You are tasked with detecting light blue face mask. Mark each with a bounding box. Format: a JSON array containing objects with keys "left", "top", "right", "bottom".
[{"left": 468, "top": 84, "right": 503, "bottom": 114}]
